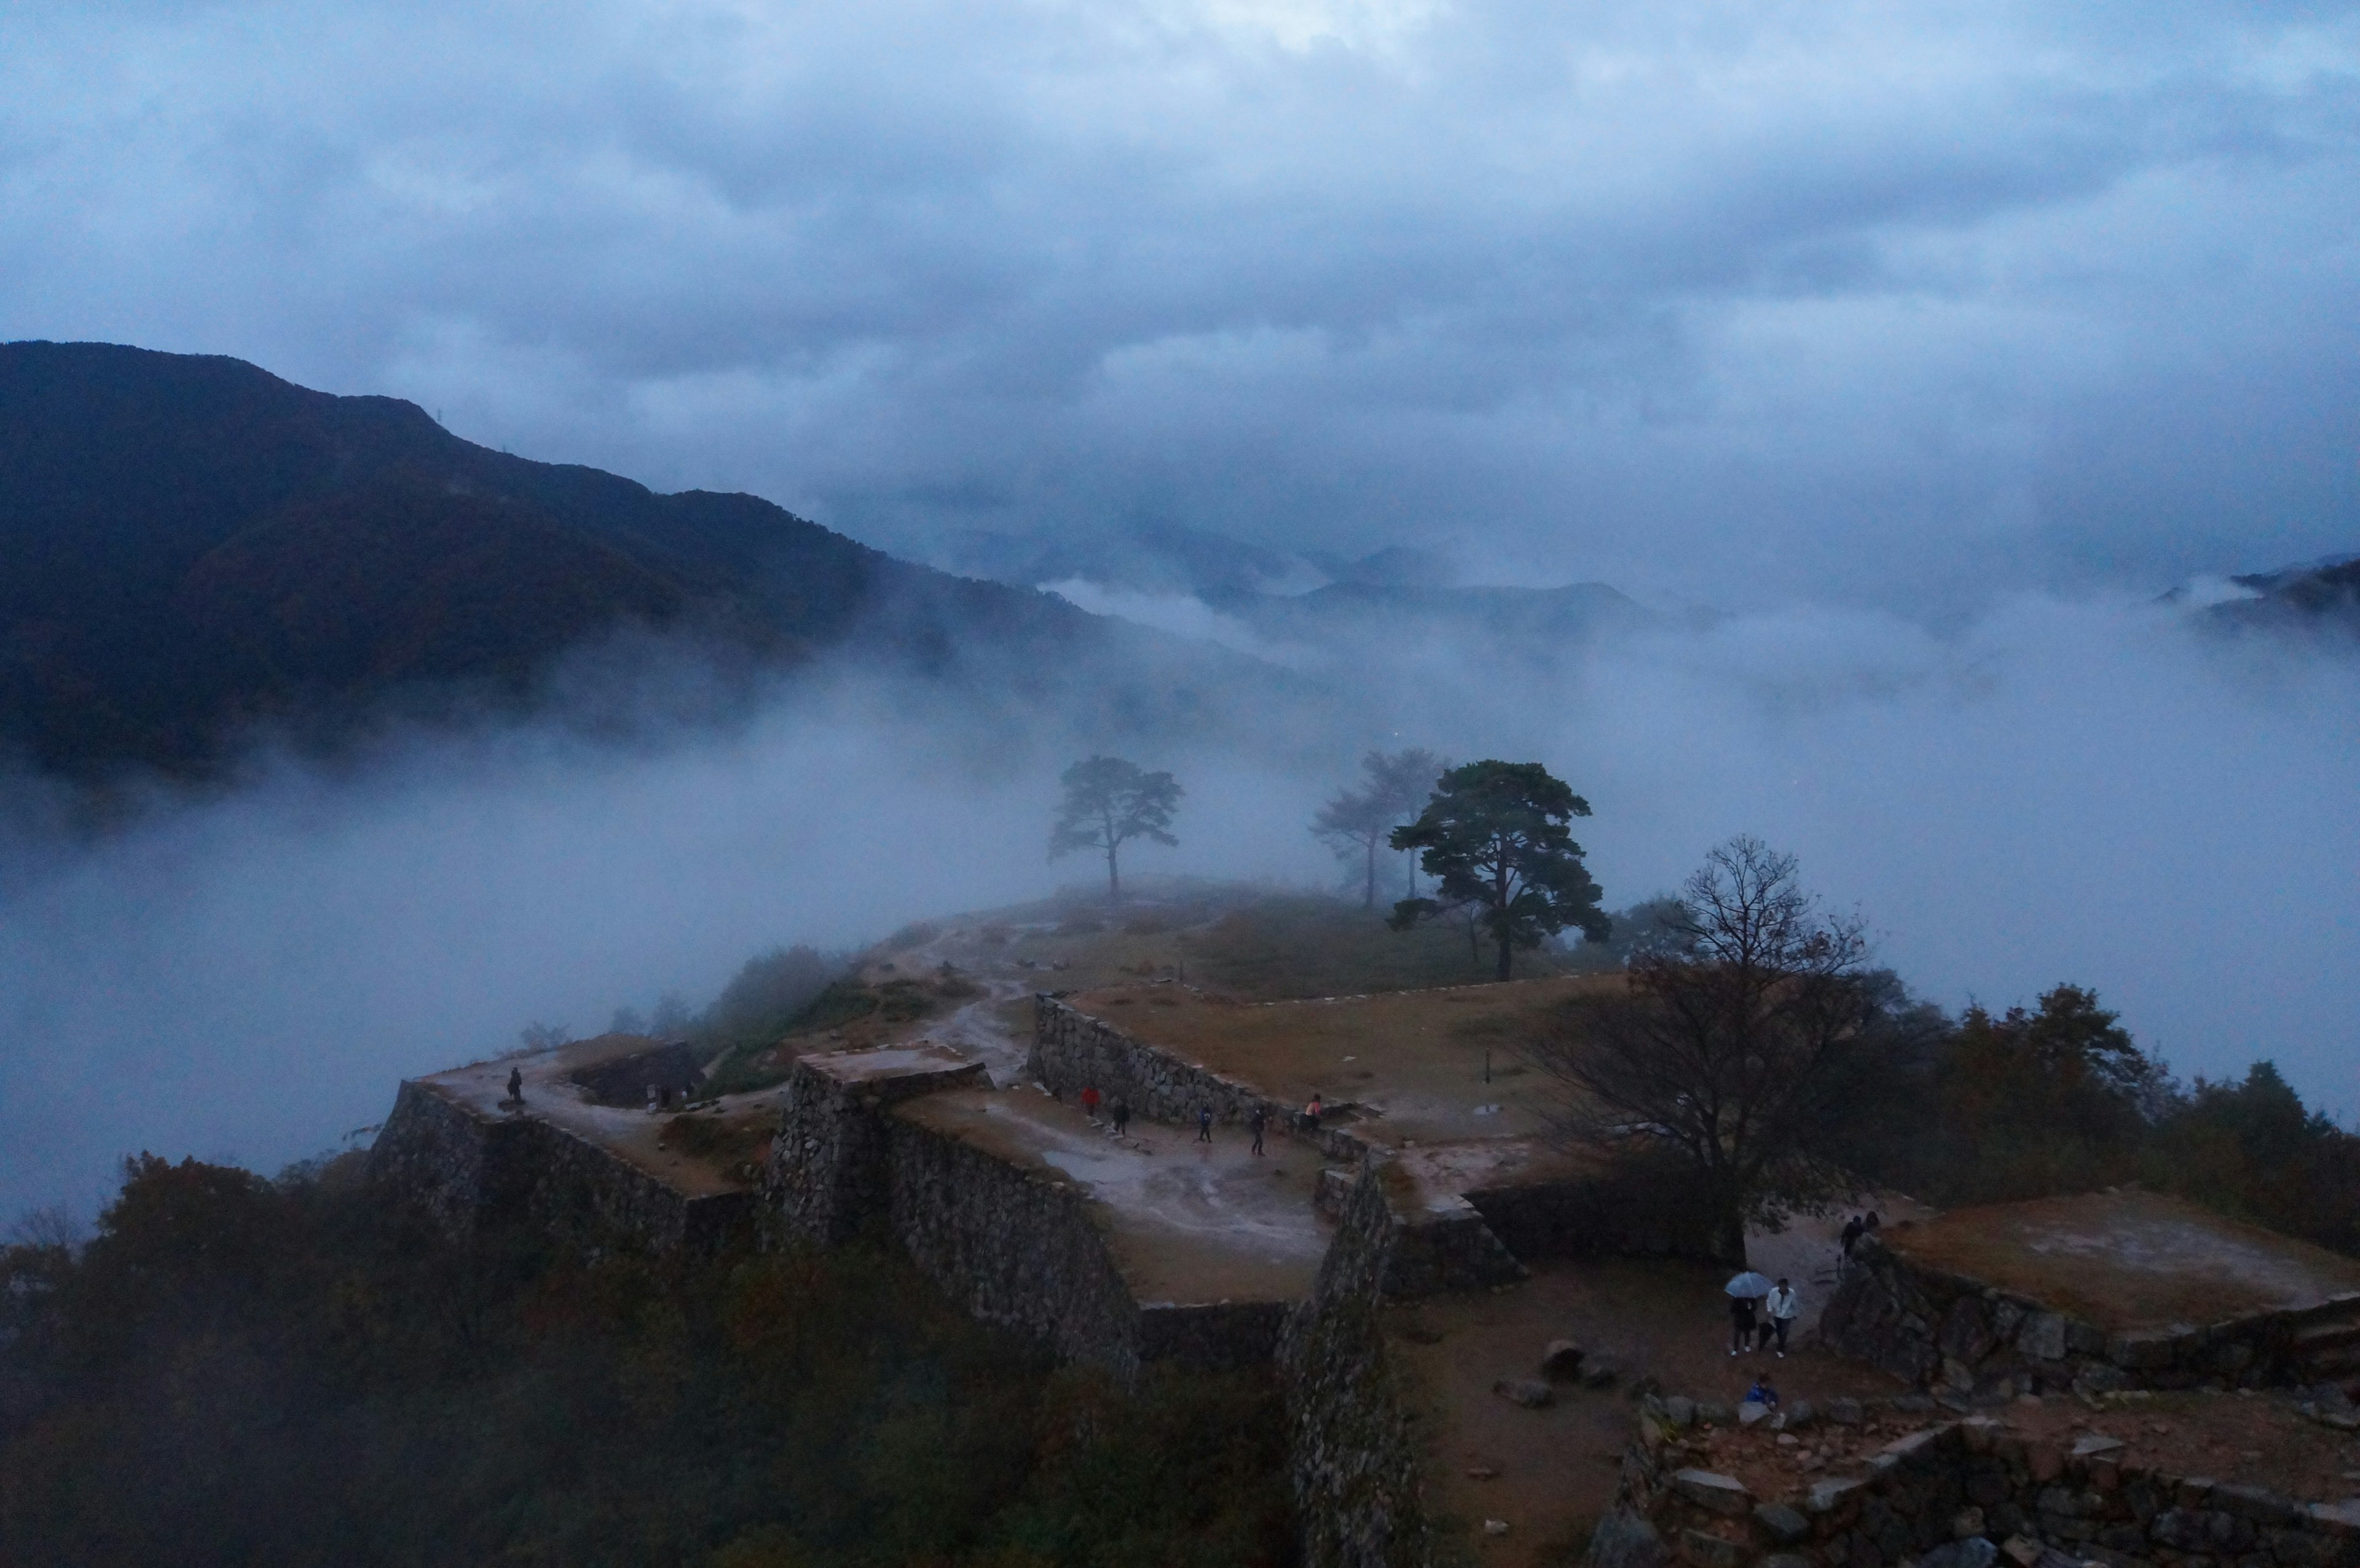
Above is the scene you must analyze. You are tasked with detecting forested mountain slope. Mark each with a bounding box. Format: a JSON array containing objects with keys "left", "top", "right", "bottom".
[{"left": 0, "top": 342, "right": 1140, "bottom": 778}]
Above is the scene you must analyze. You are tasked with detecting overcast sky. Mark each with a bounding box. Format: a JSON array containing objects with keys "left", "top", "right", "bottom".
[{"left": 5, "top": 0, "right": 2356, "bottom": 607}]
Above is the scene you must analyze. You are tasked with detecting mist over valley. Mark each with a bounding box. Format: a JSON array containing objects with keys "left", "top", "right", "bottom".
[{"left": 0, "top": 346, "right": 2353, "bottom": 1221}]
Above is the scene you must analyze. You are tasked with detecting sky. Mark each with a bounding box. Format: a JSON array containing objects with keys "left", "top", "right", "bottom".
[
  {"left": 4, "top": 0, "right": 2358, "bottom": 606},
  {"left": 3, "top": 1, "right": 2359, "bottom": 1218}
]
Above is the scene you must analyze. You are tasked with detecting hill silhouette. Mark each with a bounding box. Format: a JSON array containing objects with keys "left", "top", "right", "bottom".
[{"left": 0, "top": 342, "right": 1127, "bottom": 778}]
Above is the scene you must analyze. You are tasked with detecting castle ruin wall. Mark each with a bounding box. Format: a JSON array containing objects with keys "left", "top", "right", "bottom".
[{"left": 1822, "top": 1236, "right": 2360, "bottom": 1398}]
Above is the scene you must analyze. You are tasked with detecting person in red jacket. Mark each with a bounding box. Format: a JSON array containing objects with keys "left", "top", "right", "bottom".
[{"left": 1080, "top": 1084, "right": 1102, "bottom": 1124}]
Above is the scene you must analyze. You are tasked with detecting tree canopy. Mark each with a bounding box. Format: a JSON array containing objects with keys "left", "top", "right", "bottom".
[
  {"left": 1386, "top": 759, "right": 1609, "bottom": 980},
  {"left": 1048, "top": 756, "right": 1182, "bottom": 904},
  {"left": 1310, "top": 747, "right": 1446, "bottom": 908}
]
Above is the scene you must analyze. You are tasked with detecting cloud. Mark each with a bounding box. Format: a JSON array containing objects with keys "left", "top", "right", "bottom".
[
  {"left": 2, "top": 595, "right": 2353, "bottom": 1220},
  {"left": 2, "top": 0, "right": 2355, "bottom": 604}
]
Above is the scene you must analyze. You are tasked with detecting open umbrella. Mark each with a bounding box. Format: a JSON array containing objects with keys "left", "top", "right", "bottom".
[{"left": 1724, "top": 1271, "right": 1773, "bottom": 1298}]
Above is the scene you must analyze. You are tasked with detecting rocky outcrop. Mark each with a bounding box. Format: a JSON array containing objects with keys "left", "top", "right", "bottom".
[{"left": 1822, "top": 1237, "right": 2360, "bottom": 1397}]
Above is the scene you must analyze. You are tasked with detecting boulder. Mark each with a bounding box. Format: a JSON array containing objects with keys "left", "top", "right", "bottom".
[
  {"left": 1753, "top": 1503, "right": 1811, "bottom": 1546},
  {"left": 1663, "top": 1395, "right": 1698, "bottom": 1428},
  {"left": 1672, "top": 1470, "right": 1755, "bottom": 1518},
  {"left": 1784, "top": 1398, "right": 1817, "bottom": 1429},
  {"left": 1484, "top": 1519, "right": 1511, "bottom": 1537},
  {"left": 1680, "top": 1527, "right": 1744, "bottom": 1568},
  {"left": 1583, "top": 1352, "right": 1626, "bottom": 1389},
  {"left": 1589, "top": 1508, "right": 1666, "bottom": 1568},
  {"left": 1827, "top": 1397, "right": 1865, "bottom": 1426},
  {"left": 1918, "top": 1539, "right": 1999, "bottom": 1568},
  {"left": 1494, "top": 1378, "right": 1556, "bottom": 1409},
  {"left": 1941, "top": 1298, "right": 1999, "bottom": 1365},
  {"left": 1696, "top": 1400, "right": 1737, "bottom": 1427},
  {"left": 1738, "top": 1401, "right": 1770, "bottom": 1426},
  {"left": 2016, "top": 1314, "right": 2067, "bottom": 1361},
  {"left": 1543, "top": 1339, "right": 1587, "bottom": 1380}
]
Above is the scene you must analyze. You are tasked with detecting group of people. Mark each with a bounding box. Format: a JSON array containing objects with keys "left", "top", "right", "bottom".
[
  {"left": 1838, "top": 1210, "right": 1882, "bottom": 1273},
  {"left": 1074, "top": 1084, "right": 1326, "bottom": 1156},
  {"left": 1728, "top": 1276, "right": 1802, "bottom": 1357}
]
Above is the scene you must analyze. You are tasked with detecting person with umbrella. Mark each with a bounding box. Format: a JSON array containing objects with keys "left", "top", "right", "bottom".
[{"left": 1725, "top": 1271, "right": 1772, "bottom": 1355}]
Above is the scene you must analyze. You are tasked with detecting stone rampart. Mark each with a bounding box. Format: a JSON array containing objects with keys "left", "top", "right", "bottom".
[
  {"left": 1278, "top": 1152, "right": 1436, "bottom": 1568},
  {"left": 1591, "top": 1411, "right": 2360, "bottom": 1568},
  {"left": 1031, "top": 993, "right": 1369, "bottom": 1162},
  {"left": 1823, "top": 1236, "right": 2360, "bottom": 1397},
  {"left": 368, "top": 1078, "right": 753, "bottom": 1252},
  {"left": 762, "top": 1045, "right": 1294, "bottom": 1379}
]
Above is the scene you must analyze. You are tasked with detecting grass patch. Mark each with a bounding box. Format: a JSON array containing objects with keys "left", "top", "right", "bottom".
[{"left": 1179, "top": 893, "right": 1581, "bottom": 1000}]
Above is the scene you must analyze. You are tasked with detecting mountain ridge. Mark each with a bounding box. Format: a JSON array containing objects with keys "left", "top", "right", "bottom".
[{"left": 0, "top": 341, "right": 1133, "bottom": 778}]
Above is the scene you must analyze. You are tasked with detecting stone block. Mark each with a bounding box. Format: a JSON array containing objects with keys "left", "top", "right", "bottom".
[
  {"left": 1740, "top": 1401, "right": 1771, "bottom": 1426},
  {"left": 1664, "top": 1395, "right": 1697, "bottom": 1427},
  {"left": 1754, "top": 1503, "right": 1812, "bottom": 1546},
  {"left": 1828, "top": 1397, "right": 1865, "bottom": 1426},
  {"left": 1674, "top": 1470, "right": 1755, "bottom": 1517},
  {"left": 1592, "top": 1508, "right": 1669, "bottom": 1568},
  {"left": 1921, "top": 1539, "right": 2000, "bottom": 1568},
  {"left": 1785, "top": 1399, "right": 1817, "bottom": 1429},
  {"left": 2212, "top": 1489, "right": 2300, "bottom": 1529},
  {"left": 1543, "top": 1338, "right": 1587, "bottom": 1380},
  {"left": 1494, "top": 1378, "right": 1556, "bottom": 1408},
  {"left": 2020, "top": 1314, "right": 2071, "bottom": 1362},
  {"left": 1683, "top": 1527, "right": 1745, "bottom": 1568},
  {"left": 1808, "top": 1478, "right": 1871, "bottom": 1516},
  {"left": 1698, "top": 1400, "right": 1737, "bottom": 1427},
  {"left": 1945, "top": 1298, "right": 2002, "bottom": 1364}
]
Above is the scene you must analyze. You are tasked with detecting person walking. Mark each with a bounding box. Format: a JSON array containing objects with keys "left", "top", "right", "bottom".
[
  {"left": 1080, "top": 1084, "right": 1103, "bottom": 1124},
  {"left": 1111, "top": 1098, "right": 1130, "bottom": 1137},
  {"left": 1196, "top": 1105, "right": 1214, "bottom": 1143},
  {"left": 506, "top": 1065, "right": 524, "bottom": 1104},
  {"left": 1764, "top": 1277, "right": 1800, "bottom": 1357},
  {"left": 1249, "top": 1105, "right": 1267, "bottom": 1156},
  {"left": 1729, "top": 1290, "right": 1758, "bottom": 1356},
  {"left": 1302, "top": 1094, "right": 1324, "bottom": 1133}
]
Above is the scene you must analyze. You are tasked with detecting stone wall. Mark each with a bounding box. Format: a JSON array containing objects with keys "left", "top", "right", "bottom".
[
  {"left": 1031, "top": 994, "right": 1370, "bottom": 1162},
  {"left": 762, "top": 1049, "right": 1294, "bottom": 1379},
  {"left": 1822, "top": 1237, "right": 2360, "bottom": 1397},
  {"left": 764, "top": 1051, "right": 988, "bottom": 1247},
  {"left": 1592, "top": 1411, "right": 2360, "bottom": 1568},
  {"left": 878, "top": 1104, "right": 1149, "bottom": 1374},
  {"left": 1278, "top": 1153, "right": 1436, "bottom": 1568},
  {"left": 368, "top": 1078, "right": 753, "bottom": 1253}
]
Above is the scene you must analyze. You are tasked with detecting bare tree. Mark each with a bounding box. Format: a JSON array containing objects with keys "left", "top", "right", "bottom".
[{"left": 1529, "top": 836, "right": 1888, "bottom": 1262}]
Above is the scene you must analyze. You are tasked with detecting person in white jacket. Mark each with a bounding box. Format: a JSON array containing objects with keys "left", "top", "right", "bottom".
[{"left": 1762, "top": 1278, "right": 1801, "bottom": 1357}]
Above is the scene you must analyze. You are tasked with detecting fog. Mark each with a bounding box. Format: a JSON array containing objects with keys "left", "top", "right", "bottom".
[{"left": 4, "top": 599, "right": 2353, "bottom": 1221}]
